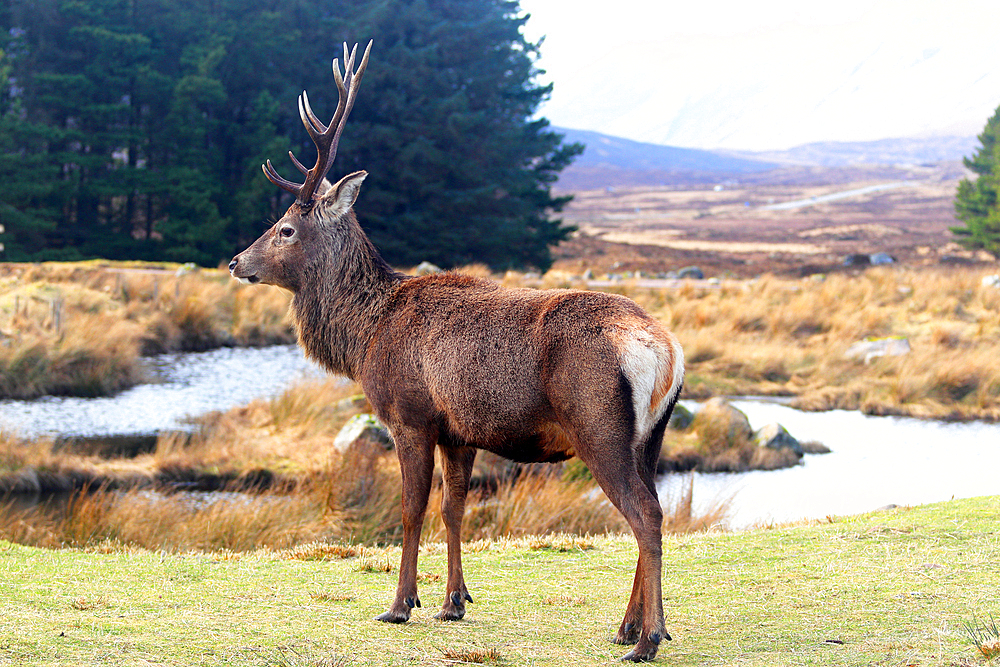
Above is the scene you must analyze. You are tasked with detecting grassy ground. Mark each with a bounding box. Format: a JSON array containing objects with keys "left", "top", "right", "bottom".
[{"left": 1, "top": 496, "right": 997, "bottom": 666}]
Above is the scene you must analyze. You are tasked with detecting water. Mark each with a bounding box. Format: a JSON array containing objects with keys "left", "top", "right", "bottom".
[
  {"left": 0, "top": 345, "right": 327, "bottom": 438},
  {"left": 659, "top": 399, "right": 1000, "bottom": 529}
]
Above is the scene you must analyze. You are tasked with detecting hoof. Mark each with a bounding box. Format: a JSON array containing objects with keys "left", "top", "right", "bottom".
[
  {"left": 435, "top": 590, "right": 472, "bottom": 621},
  {"left": 621, "top": 646, "right": 657, "bottom": 663},
  {"left": 614, "top": 622, "right": 639, "bottom": 645},
  {"left": 434, "top": 606, "right": 466, "bottom": 621},
  {"left": 620, "top": 632, "right": 670, "bottom": 662},
  {"left": 375, "top": 608, "right": 411, "bottom": 623}
]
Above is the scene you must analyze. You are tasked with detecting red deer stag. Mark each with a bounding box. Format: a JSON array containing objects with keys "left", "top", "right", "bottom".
[{"left": 229, "top": 41, "right": 684, "bottom": 662}]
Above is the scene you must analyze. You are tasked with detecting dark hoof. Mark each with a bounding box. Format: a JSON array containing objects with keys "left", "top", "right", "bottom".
[
  {"left": 434, "top": 606, "right": 466, "bottom": 621},
  {"left": 435, "top": 590, "right": 472, "bottom": 621},
  {"left": 621, "top": 633, "right": 670, "bottom": 662},
  {"left": 375, "top": 608, "right": 411, "bottom": 623},
  {"left": 621, "top": 646, "right": 657, "bottom": 662},
  {"left": 614, "top": 622, "right": 639, "bottom": 645}
]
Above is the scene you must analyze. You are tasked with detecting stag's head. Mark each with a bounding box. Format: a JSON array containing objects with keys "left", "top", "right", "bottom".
[{"left": 229, "top": 41, "right": 372, "bottom": 292}]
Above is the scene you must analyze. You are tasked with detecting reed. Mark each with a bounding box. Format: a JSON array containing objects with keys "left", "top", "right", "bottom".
[{"left": 0, "top": 261, "right": 294, "bottom": 398}]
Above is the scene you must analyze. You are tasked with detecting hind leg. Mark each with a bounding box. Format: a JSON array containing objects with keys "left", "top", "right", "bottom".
[{"left": 578, "top": 448, "right": 668, "bottom": 662}]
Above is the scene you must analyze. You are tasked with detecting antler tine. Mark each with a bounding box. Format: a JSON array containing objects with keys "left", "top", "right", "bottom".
[
  {"left": 264, "top": 40, "right": 372, "bottom": 205},
  {"left": 299, "top": 90, "right": 328, "bottom": 136},
  {"left": 298, "top": 93, "right": 326, "bottom": 143},
  {"left": 327, "top": 40, "right": 371, "bottom": 164},
  {"left": 263, "top": 160, "right": 301, "bottom": 196},
  {"left": 288, "top": 150, "right": 309, "bottom": 176}
]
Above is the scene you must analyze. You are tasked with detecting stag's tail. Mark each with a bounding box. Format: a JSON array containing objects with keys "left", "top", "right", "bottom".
[{"left": 617, "top": 327, "right": 685, "bottom": 492}]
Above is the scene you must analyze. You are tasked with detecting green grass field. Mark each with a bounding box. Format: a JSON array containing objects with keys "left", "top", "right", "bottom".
[{"left": 1, "top": 496, "right": 998, "bottom": 666}]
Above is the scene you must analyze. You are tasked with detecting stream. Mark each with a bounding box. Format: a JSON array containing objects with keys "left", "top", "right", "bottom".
[
  {"left": 1, "top": 345, "right": 998, "bottom": 528},
  {"left": 659, "top": 399, "right": 1000, "bottom": 529},
  {"left": 0, "top": 345, "right": 326, "bottom": 439}
]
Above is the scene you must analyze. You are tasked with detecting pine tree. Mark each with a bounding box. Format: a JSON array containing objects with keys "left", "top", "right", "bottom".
[
  {"left": 952, "top": 104, "right": 1000, "bottom": 256},
  {"left": 332, "top": 0, "right": 582, "bottom": 270},
  {"left": 0, "top": 0, "right": 579, "bottom": 269}
]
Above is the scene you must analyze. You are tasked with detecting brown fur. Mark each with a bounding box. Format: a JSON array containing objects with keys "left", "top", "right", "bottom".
[{"left": 229, "top": 70, "right": 683, "bottom": 663}]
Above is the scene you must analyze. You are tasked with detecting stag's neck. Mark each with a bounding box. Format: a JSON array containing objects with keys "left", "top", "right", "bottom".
[{"left": 291, "top": 228, "right": 403, "bottom": 379}]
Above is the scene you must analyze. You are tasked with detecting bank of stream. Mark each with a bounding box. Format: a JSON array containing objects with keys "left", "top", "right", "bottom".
[{"left": 1, "top": 345, "right": 998, "bottom": 530}]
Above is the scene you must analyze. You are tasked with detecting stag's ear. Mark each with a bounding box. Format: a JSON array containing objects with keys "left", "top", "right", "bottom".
[{"left": 319, "top": 170, "right": 367, "bottom": 218}]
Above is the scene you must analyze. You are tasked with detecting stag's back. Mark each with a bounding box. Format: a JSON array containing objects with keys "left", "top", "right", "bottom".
[{"left": 358, "top": 273, "right": 684, "bottom": 457}]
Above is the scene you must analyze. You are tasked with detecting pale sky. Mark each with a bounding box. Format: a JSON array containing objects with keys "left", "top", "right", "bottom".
[{"left": 518, "top": 0, "right": 1000, "bottom": 151}]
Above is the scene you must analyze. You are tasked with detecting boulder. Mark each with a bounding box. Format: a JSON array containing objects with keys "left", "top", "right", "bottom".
[
  {"left": 414, "top": 261, "right": 443, "bottom": 276},
  {"left": 677, "top": 266, "right": 705, "bottom": 280},
  {"left": 333, "top": 414, "right": 393, "bottom": 452},
  {"left": 982, "top": 274, "right": 1000, "bottom": 289},
  {"left": 843, "top": 253, "right": 870, "bottom": 267},
  {"left": 692, "top": 398, "right": 752, "bottom": 451},
  {"left": 869, "top": 252, "right": 895, "bottom": 265},
  {"left": 753, "top": 423, "right": 803, "bottom": 456},
  {"left": 845, "top": 337, "right": 911, "bottom": 364},
  {"left": 667, "top": 403, "right": 694, "bottom": 431}
]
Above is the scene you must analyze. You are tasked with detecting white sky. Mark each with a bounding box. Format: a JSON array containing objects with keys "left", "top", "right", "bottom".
[{"left": 518, "top": 0, "right": 1000, "bottom": 151}]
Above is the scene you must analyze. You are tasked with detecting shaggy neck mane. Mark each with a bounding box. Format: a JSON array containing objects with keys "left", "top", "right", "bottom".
[{"left": 291, "top": 215, "right": 403, "bottom": 379}]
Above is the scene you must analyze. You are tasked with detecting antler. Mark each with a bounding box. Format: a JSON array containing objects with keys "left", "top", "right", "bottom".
[{"left": 263, "top": 40, "right": 372, "bottom": 206}]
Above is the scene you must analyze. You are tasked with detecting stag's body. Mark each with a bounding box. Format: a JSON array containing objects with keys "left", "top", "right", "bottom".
[{"left": 230, "top": 42, "right": 684, "bottom": 662}]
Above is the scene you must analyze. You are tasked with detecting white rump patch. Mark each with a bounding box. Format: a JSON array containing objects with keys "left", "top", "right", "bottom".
[{"left": 619, "top": 331, "right": 684, "bottom": 444}]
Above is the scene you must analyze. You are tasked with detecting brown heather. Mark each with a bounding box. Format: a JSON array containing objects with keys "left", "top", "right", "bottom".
[
  {"left": 587, "top": 266, "right": 999, "bottom": 420},
  {"left": 0, "top": 261, "right": 294, "bottom": 398},
  {"left": 0, "top": 376, "right": 728, "bottom": 553}
]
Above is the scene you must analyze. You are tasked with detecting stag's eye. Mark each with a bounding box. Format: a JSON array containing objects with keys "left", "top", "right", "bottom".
[{"left": 279, "top": 227, "right": 295, "bottom": 238}]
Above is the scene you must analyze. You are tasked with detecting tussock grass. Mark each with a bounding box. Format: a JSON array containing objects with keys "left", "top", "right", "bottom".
[
  {"left": 530, "top": 266, "right": 1000, "bottom": 420},
  {"left": 965, "top": 613, "right": 1000, "bottom": 660},
  {"left": 440, "top": 646, "right": 505, "bottom": 664},
  {"left": 0, "top": 261, "right": 293, "bottom": 398}
]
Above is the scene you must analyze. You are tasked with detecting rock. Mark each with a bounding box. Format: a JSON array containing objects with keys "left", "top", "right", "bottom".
[
  {"left": 333, "top": 414, "right": 392, "bottom": 452},
  {"left": 753, "top": 423, "right": 803, "bottom": 456},
  {"left": 869, "top": 252, "right": 895, "bottom": 265},
  {"left": 982, "top": 274, "right": 1000, "bottom": 288},
  {"left": 693, "top": 398, "right": 752, "bottom": 449},
  {"left": 843, "top": 253, "right": 870, "bottom": 267},
  {"left": 667, "top": 403, "right": 694, "bottom": 431},
  {"left": 845, "top": 337, "right": 911, "bottom": 364},
  {"left": 414, "top": 261, "right": 443, "bottom": 276},
  {"left": 677, "top": 266, "right": 704, "bottom": 280},
  {"left": 582, "top": 269, "right": 594, "bottom": 280},
  {"left": 799, "top": 440, "right": 832, "bottom": 454},
  {"left": 335, "top": 394, "right": 370, "bottom": 411},
  {"left": 175, "top": 262, "right": 199, "bottom": 276}
]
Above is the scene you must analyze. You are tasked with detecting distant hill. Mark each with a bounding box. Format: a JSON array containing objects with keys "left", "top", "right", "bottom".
[
  {"left": 553, "top": 128, "right": 977, "bottom": 191},
  {"left": 725, "top": 136, "right": 980, "bottom": 167},
  {"left": 556, "top": 127, "right": 779, "bottom": 174}
]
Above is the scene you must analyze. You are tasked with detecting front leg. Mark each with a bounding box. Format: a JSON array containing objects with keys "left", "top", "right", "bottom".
[
  {"left": 435, "top": 444, "right": 477, "bottom": 621},
  {"left": 375, "top": 427, "right": 436, "bottom": 623}
]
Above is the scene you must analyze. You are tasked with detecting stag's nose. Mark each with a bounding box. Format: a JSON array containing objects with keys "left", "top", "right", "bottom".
[{"left": 228, "top": 258, "right": 238, "bottom": 273}]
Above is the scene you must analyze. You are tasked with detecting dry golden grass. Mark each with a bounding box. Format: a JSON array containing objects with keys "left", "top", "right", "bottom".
[
  {"left": 0, "top": 261, "right": 294, "bottom": 398},
  {"left": 533, "top": 266, "right": 1000, "bottom": 420}
]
